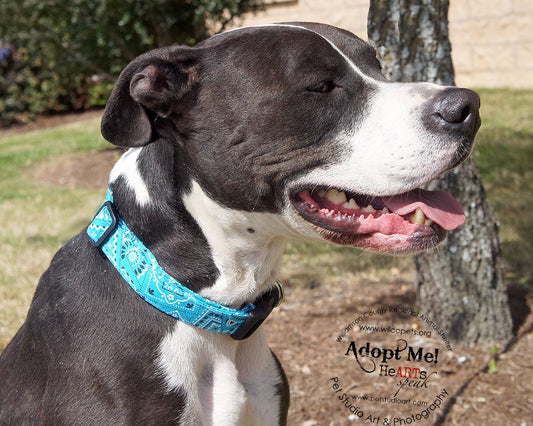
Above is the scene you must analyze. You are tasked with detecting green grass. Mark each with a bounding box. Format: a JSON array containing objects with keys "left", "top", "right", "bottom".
[
  {"left": 0, "top": 119, "right": 108, "bottom": 199},
  {"left": 0, "top": 117, "right": 109, "bottom": 345},
  {"left": 0, "top": 89, "right": 532, "bottom": 347},
  {"left": 473, "top": 89, "right": 533, "bottom": 287}
]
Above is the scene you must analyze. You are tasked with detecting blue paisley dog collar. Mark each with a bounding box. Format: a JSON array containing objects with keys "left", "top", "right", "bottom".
[{"left": 87, "top": 189, "right": 283, "bottom": 340}]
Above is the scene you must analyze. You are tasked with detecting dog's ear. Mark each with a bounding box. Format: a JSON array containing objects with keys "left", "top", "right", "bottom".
[{"left": 101, "top": 47, "right": 200, "bottom": 147}]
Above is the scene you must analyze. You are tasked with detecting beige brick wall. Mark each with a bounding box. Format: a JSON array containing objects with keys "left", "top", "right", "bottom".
[
  {"left": 238, "top": 0, "right": 370, "bottom": 36},
  {"left": 240, "top": 0, "right": 533, "bottom": 88},
  {"left": 449, "top": 0, "right": 533, "bottom": 88}
]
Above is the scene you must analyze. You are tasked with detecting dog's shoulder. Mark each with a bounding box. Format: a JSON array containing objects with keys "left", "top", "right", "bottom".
[{"left": 0, "top": 231, "right": 187, "bottom": 423}]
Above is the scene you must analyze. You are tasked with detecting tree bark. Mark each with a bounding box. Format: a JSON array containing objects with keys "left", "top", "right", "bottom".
[{"left": 367, "top": 0, "right": 512, "bottom": 346}]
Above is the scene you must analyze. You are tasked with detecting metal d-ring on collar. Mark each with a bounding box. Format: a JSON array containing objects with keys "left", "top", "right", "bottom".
[{"left": 86, "top": 189, "right": 283, "bottom": 340}]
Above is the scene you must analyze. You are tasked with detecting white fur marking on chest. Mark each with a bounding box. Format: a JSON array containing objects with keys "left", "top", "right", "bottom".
[
  {"left": 160, "top": 181, "right": 288, "bottom": 423},
  {"left": 109, "top": 147, "right": 151, "bottom": 206},
  {"left": 158, "top": 323, "right": 282, "bottom": 425}
]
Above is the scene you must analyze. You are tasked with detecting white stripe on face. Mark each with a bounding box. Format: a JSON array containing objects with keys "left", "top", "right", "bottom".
[
  {"left": 296, "top": 82, "right": 452, "bottom": 197},
  {"left": 250, "top": 25, "right": 453, "bottom": 196}
]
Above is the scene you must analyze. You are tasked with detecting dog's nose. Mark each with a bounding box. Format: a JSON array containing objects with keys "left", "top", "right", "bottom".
[
  {"left": 427, "top": 87, "right": 481, "bottom": 168},
  {"left": 434, "top": 88, "right": 480, "bottom": 131}
]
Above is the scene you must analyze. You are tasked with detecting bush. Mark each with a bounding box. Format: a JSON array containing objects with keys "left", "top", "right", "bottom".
[{"left": 0, "top": 0, "right": 262, "bottom": 127}]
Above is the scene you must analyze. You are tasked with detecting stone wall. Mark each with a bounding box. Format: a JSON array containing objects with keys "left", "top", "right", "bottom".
[
  {"left": 449, "top": 0, "right": 532, "bottom": 88},
  {"left": 239, "top": 0, "right": 533, "bottom": 88}
]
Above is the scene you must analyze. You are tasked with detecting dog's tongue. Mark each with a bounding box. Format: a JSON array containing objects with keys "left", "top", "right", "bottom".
[{"left": 383, "top": 189, "right": 465, "bottom": 231}]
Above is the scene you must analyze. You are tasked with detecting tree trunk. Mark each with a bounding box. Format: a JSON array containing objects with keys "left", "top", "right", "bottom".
[{"left": 367, "top": 0, "right": 512, "bottom": 346}]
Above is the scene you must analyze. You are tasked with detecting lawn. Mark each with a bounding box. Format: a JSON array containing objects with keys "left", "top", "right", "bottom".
[
  {"left": 0, "top": 88, "right": 532, "bottom": 347},
  {"left": 0, "top": 117, "right": 109, "bottom": 344}
]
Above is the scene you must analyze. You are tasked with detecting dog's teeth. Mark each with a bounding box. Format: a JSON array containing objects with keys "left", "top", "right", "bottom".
[
  {"left": 343, "top": 198, "right": 359, "bottom": 210},
  {"left": 326, "top": 189, "right": 347, "bottom": 204},
  {"left": 381, "top": 207, "right": 390, "bottom": 214},
  {"left": 409, "top": 208, "right": 426, "bottom": 225},
  {"left": 424, "top": 218, "right": 433, "bottom": 226},
  {"left": 325, "top": 189, "right": 337, "bottom": 200},
  {"left": 317, "top": 189, "right": 327, "bottom": 198},
  {"left": 361, "top": 205, "right": 376, "bottom": 213}
]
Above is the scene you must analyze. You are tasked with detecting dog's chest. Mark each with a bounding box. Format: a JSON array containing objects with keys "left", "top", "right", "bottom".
[{"left": 157, "top": 323, "right": 283, "bottom": 425}]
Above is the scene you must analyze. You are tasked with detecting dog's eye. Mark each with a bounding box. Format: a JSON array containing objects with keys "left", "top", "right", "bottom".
[{"left": 308, "top": 80, "right": 337, "bottom": 93}]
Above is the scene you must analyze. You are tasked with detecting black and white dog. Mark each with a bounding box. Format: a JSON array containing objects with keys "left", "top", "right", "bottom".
[{"left": 0, "top": 23, "right": 480, "bottom": 425}]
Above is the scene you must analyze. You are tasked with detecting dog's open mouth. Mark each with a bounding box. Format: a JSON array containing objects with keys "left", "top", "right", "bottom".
[{"left": 290, "top": 187, "right": 465, "bottom": 252}]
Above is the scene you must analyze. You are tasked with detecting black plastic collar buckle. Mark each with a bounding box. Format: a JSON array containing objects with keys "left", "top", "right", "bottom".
[
  {"left": 89, "top": 201, "right": 118, "bottom": 248},
  {"left": 231, "top": 281, "right": 284, "bottom": 341}
]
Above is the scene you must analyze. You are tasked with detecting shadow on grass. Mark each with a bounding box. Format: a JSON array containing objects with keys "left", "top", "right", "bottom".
[
  {"left": 475, "top": 127, "right": 533, "bottom": 289},
  {"left": 282, "top": 240, "right": 413, "bottom": 289}
]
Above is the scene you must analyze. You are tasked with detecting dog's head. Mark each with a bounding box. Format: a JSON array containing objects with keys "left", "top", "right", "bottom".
[{"left": 102, "top": 23, "right": 480, "bottom": 254}]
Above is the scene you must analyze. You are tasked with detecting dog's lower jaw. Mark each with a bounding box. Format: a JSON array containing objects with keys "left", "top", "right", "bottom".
[
  {"left": 284, "top": 204, "right": 446, "bottom": 255},
  {"left": 286, "top": 185, "right": 455, "bottom": 253},
  {"left": 314, "top": 225, "right": 447, "bottom": 254}
]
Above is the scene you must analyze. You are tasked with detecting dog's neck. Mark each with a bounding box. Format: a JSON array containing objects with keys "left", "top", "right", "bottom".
[
  {"left": 182, "top": 180, "right": 287, "bottom": 306},
  {"left": 109, "top": 142, "right": 288, "bottom": 308}
]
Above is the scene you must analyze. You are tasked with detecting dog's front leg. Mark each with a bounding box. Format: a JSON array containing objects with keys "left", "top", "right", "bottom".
[
  {"left": 198, "top": 330, "right": 286, "bottom": 425},
  {"left": 198, "top": 353, "right": 247, "bottom": 425},
  {"left": 159, "top": 325, "right": 286, "bottom": 425},
  {"left": 235, "top": 329, "right": 289, "bottom": 426}
]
